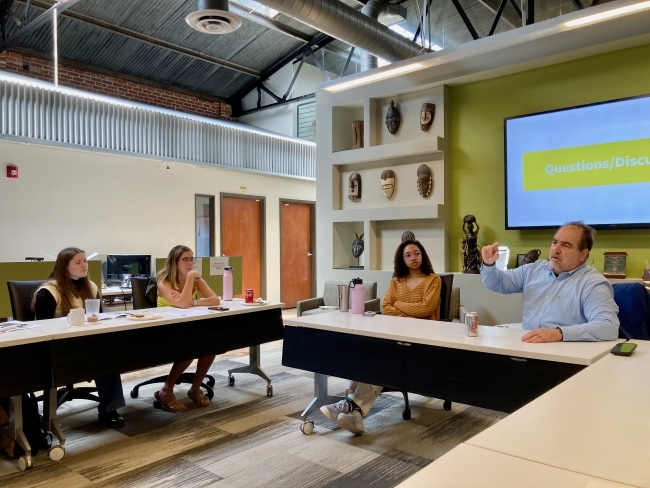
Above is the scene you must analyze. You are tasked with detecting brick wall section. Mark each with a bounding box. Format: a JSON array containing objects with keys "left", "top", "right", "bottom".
[{"left": 0, "top": 50, "right": 235, "bottom": 121}]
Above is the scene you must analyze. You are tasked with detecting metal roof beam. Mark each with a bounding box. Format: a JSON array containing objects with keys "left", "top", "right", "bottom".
[
  {"left": 229, "top": 33, "right": 333, "bottom": 113},
  {"left": 12, "top": 0, "right": 261, "bottom": 77},
  {"left": 0, "top": 0, "right": 84, "bottom": 52}
]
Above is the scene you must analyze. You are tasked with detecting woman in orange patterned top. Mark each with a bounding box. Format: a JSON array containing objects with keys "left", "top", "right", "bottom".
[
  {"left": 382, "top": 239, "right": 441, "bottom": 320},
  {"left": 320, "top": 240, "right": 441, "bottom": 435}
]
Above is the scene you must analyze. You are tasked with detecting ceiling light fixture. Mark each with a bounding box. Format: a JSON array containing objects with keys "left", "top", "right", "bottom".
[
  {"left": 564, "top": 0, "right": 650, "bottom": 26},
  {"left": 322, "top": 63, "right": 424, "bottom": 93}
]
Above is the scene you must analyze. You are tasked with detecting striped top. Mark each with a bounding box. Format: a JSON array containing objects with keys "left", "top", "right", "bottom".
[{"left": 382, "top": 274, "right": 441, "bottom": 321}]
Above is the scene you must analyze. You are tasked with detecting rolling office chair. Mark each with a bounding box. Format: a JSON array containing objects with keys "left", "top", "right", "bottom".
[
  {"left": 128, "top": 277, "right": 216, "bottom": 401},
  {"left": 384, "top": 273, "right": 456, "bottom": 420},
  {"left": 6, "top": 281, "right": 100, "bottom": 407}
]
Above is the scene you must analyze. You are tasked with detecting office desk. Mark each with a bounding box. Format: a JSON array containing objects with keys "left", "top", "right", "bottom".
[
  {"left": 101, "top": 286, "right": 133, "bottom": 306},
  {"left": 34, "top": 302, "right": 284, "bottom": 391},
  {"left": 395, "top": 444, "right": 634, "bottom": 488},
  {"left": 0, "top": 328, "right": 52, "bottom": 398},
  {"left": 2, "top": 301, "right": 283, "bottom": 470},
  {"left": 283, "top": 313, "right": 616, "bottom": 419},
  {"left": 467, "top": 340, "right": 650, "bottom": 488}
]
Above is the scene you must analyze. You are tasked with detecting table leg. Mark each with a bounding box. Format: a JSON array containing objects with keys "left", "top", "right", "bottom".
[
  {"left": 300, "top": 373, "right": 343, "bottom": 420},
  {"left": 10, "top": 396, "right": 32, "bottom": 471},
  {"left": 43, "top": 388, "right": 65, "bottom": 448},
  {"left": 228, "top": 345, "right": 274, "bottom": 396}
]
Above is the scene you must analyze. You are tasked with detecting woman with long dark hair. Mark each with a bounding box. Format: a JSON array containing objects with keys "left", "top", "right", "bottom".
[
  {"left": 320, "top": 240, "right": 441, "bottom": 435},
  {"left": 34, "top": 247, "right": 126, "bottom": 428},
  {"left": 154, "top": 245, "right": 221, "bottom": 413}
]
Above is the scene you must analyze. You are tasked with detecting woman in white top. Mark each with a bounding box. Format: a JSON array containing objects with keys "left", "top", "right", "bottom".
[{"left": 34, "top": 247, "right": 126, "bottom": 429}]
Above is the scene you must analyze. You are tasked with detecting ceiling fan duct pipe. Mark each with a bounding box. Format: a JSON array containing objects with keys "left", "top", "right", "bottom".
[
  {"left": 360, "top": 0, "right": 388, "bottom": 72},
  {"left": 253, "top": 0, "right": 424, "bottom": 63}
]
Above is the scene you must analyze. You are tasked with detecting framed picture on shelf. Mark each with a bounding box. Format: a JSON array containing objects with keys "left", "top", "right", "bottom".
[
  {"left": 603, "top": 252, "right": 627, "bottom": 279},
  {"left": 516, "top": 254, "right": 527, "bottom": 268}
]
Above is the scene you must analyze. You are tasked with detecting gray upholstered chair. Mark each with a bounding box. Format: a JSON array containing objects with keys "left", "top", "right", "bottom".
[
  {"left": 297, "top": 280, "right": 379, "bottom": 316},
  {"left": 449, "top": 286, "right": 467, "bottom": 323}
]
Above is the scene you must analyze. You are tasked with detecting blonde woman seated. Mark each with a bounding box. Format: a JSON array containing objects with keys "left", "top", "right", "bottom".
[
  {"left": 320, "top": 240, "right": 441, "bottom": 434},
  {"left": 154, "top": 245, "right": 221, "bottom": 412}
]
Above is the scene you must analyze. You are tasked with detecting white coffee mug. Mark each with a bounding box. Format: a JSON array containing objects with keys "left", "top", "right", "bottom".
[{"left": 67, "top": 308, "right": 85, "bottom": 326}]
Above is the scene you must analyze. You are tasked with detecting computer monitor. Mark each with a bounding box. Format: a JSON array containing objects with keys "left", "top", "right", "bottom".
[{"left": 105, "top": 254, "right": 151, "bottom": 280}]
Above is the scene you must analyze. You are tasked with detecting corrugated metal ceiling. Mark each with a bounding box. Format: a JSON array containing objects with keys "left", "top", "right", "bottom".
[{"left": 1, "top": 0, "right": 597, "bottom": 105}]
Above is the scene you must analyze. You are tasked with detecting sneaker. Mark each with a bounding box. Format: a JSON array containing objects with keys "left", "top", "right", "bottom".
[
  {"left": 337, "top": 410, "right": 365, "bottom": 434},
  {"left": 320, "top": 399, "right": 351, "bottom": 422}
]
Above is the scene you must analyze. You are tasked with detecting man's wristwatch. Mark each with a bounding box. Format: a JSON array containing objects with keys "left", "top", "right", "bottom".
[
  {"left": 556, "top": 327, "right": 563, "bottom": 340},
  {"left": 483, "top": 261, "right": 495, "bottom": 267}
]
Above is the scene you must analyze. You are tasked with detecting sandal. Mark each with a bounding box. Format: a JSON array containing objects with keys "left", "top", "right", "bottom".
[
  {"left": 154, "top": 391, "right": 187, "bottom": 413},
  {"left": 187, "top": 388, "right": 211, "bottom": 408}
]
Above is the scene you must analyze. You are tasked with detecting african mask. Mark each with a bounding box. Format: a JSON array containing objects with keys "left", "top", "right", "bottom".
[
  {"left": 385, "top": 100, "right": 401, "bottom": 135},
  {"left": 352, "top": 233, "right": 365, "bottom": 258},
  {"left": 522, "top": 249, "right": 541, "bottom": 265},
  {"left": 420, "top": 103, "right": 435, "bottom": 131},
  {"left": 380, "top": 169, "right": 395, "bottom": 198},
  {"left": 417, "top": 164, "right": 433, "bottom": 198},
  {"left": 348, "top": 172, "right": 361, "bottom": 200}
]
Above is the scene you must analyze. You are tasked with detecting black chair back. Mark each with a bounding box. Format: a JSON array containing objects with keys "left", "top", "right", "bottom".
[
  {"left": 7, "top": 280, "right": 46, "bottom": 321},
  {"left": 131, "top": 277, "right": 157, "bottom": 309},
  {"left": 438, "top": 273, "right": 454, "bottom": 321},
  {"left": 613, "top": 282, "right": 650, "bottom": 340}
]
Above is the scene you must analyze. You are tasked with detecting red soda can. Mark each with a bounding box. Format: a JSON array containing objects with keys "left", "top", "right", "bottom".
[
  {"left": 245, "top": 289, "right": 254, "bottom": 303},
  {"left": 465, "top": 312, "right": 479, "bottom": 337}
]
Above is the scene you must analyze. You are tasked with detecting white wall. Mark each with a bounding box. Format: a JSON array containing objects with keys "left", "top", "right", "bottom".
[
  {"left": 0, "top": 139, "right": 315, "bottom": 302},
  {"left": 240, "top": 63, "right": 294, "bottom": 137},
  {"left": 239, "top": 62, "right": 332, "bottom": 138}
]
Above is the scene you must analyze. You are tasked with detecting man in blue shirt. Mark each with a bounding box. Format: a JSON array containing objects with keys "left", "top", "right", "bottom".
[{"left": 481, "top": 222, "right": 619, "bottom": 342}]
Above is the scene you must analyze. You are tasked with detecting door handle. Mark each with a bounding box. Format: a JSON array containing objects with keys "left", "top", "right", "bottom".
[{"left": 307, "top": 252, "right": 313, "bottom": 257}]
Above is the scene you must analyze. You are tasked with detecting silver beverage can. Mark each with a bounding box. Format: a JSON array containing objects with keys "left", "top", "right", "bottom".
[{"left": 465, "top": 312, "right": 479, "bottom": 337}]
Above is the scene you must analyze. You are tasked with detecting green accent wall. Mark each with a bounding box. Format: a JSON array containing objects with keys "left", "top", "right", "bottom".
[{"left": 450, "top": 43, "right": 650, "bottom": 276}]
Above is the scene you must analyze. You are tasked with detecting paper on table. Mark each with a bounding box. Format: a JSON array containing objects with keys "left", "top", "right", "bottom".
[
  {"left": 210, "top": 256, "right": 229, "bottom": 276},
  {"left": 0, "top": 321, "right": 46, "bottom": 332}
]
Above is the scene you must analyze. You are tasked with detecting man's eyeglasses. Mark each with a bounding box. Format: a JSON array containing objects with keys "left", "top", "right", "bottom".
[
  {"left": 403, "top": 252, "right": 421, "bottom": 260},
  {"left": 179, "top": 257, "right": 197, "bottom": 263}
]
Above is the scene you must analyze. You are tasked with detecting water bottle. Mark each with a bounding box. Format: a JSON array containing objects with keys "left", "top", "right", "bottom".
[
  {"left": 223, "top": 266, "right": 233, "bottom": 301},
  {"left": 349, "top": 278, "right": 364, "bottom": 314},
  {"left": 338, "top": 284, "right": 349, "bottom": 312}
]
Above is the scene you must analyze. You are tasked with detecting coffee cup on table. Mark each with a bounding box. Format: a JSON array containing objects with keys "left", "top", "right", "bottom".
[
  {"left": 85, "top": 299, "right": 100, "bottom": 323},
  {"left": 67, "top": 308, "right": 85, "bottom": 326}
]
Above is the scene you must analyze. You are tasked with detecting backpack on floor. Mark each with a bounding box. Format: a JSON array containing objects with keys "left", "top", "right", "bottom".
[{"left": 3, "top": 394, "right": 52, "bottom": 459}]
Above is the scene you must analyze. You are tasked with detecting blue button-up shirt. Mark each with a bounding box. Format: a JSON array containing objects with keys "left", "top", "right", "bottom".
[{"left": 481, "top": 260, "right": 619, "bottom": 341}]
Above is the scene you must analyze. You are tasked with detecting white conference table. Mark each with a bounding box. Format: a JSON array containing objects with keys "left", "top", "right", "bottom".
[
  {"left": 283, "top": 313, "right": 619, "bottom": 421},
  {"left": 284, "top": 313, "right": 617, "bottom": 365},
  {"left": 395, "top": 444, "right": 635, "bottom": 488},
  {"left": 1, "top": 300, "right": 284, "bottom": 471},
  {"left": 466, "top": 339, "right": 650, "bottom": 488}
]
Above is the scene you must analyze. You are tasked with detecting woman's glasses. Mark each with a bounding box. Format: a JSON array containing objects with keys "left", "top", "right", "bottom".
[
  {"left": 179, "top": 257, "right": 197, "bottom": 263},
  {"left": 403, "top": 252, "right": 421, "bottom": 260}
]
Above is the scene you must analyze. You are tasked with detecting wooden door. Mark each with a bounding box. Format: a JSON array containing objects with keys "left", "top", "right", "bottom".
[
  {"left": 221, "top": 196, "right": 262, "bottom": 299},
  {"left": 281, "top": 201, "right": 313, "bottom": 308}
]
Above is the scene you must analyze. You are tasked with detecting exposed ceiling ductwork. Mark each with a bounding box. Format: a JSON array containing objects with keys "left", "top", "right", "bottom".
[
  {"left": 359, "top": 0, "right": 389, "bottom": 72},
  {"left": 253, "top": 0, "right": 425, "bottom": 63},
  {"left": 186, "top": 0, "right": 242, "bottom": 35}
]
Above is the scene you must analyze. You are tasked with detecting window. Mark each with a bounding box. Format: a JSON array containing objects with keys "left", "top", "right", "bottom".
[{"left": 195, "top": 195, "right": 215, "bottom": 257}]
